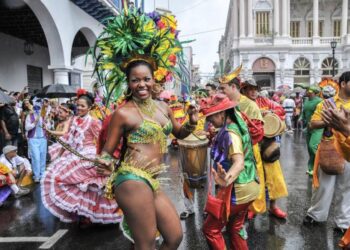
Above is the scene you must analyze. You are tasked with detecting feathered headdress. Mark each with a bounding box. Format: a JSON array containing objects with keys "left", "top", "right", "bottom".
[
  {"left": 90, "top": 4, "right": 186, "bottom": 106},
  {"left": 218, "top": 64, "right": 242, "bottom": 85}
]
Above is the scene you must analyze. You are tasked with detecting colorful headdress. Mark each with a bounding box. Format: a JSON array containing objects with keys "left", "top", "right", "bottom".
[
  {"left": 91, "top": 5, "right": 185, "bottom": 106},
  {"left": 218, "top": 65, "right": 242, "bottom": 85},
  {"left": 318, "top": 79, "right": 339, "bottom": 96}
]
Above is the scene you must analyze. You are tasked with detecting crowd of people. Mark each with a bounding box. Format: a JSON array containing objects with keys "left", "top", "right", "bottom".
[{"left": 1, "top": 7, "right": 350, "bottom": 250}]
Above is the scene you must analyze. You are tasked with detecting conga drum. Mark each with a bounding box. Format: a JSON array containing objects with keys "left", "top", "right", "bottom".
[
  {"left": 263, "top": 113, "right": 285, "bottom": 138},
  {"left": 261, "top": 113, "right": 285, "bottom": 162},
  {"left": 178, "top": 134, "right": 209, "bottom": 188}
]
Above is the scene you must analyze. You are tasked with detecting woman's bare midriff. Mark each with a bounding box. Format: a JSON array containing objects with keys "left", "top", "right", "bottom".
[{"left": 124, "top": 143, "right": 165, "bottom": 171}]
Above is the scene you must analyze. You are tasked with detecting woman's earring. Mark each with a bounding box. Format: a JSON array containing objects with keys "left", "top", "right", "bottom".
[{"left": 124, "top": 89, "right": 132, "bottom": 97}]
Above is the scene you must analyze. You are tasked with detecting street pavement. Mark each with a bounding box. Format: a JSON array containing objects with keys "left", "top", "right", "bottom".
[{"left": 0, "top": 132, "right": 344, "bottom": 250}]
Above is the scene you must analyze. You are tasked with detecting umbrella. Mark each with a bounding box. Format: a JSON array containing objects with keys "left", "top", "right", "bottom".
[
  {"left": 159, "top": 90, "right": 174, "bottom": 100},
  {"left": 36, "top": 84, "right": 77, "bottom": 98},
  {"left": 0, "top": 89, "right": 14, "bottom": 104},
  {"left": 292, "top": 87, "right": 305, "bottom": 94}
]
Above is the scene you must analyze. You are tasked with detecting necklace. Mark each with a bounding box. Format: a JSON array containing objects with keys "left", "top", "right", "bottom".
[{"left": 133, "top": 97, "right": 157, "bottom": 118}]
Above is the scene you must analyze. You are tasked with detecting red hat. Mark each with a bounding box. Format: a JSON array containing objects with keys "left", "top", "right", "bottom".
[{"left": 200, "top": 94, "right": 237, "bottom": 117}]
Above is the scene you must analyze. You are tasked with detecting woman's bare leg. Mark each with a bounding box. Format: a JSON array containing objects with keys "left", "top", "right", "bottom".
[
  {"left": 154, "top": 191, "right": 183, "bottom": 250},
  {"left": 115, "top": 181, "right": 157, "bottom": 250}
]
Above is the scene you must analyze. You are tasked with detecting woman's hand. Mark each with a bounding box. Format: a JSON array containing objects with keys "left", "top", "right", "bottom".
[
  {"left": 212, "top": 163, "right": 235, "bottom": 187},
  {"left": 96, "top": 158, "right": 114, "bottom": 176}
]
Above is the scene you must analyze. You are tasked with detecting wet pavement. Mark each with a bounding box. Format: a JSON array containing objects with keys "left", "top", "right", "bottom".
[{"left": 0, "top": 132, "right": 344, "bottom": 250}]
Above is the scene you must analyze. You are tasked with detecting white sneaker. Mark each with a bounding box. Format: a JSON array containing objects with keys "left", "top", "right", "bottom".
[{"left": 15, "top": 188, "right": 30, "bottom": 198}]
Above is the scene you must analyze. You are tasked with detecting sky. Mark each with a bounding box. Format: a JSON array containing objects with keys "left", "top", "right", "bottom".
[{"left": 143, "top": 0, "right": 230, "bottom": 76}]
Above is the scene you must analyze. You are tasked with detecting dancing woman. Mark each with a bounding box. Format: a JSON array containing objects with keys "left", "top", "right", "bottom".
[
  {"left": 41, "top": 91, "right": 121, "bottom": 225},
  {"left": 99, "top": 58, "right": 198, "bottom": 249},
  {"left": 200, "top": 94, "right": 259, "bottom": 250}
]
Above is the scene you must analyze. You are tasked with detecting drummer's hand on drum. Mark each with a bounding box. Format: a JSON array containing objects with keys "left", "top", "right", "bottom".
[
  {"left": 187, "top": 102, "right": 199, "bottom": 125},
  {"left": 212, "top": 163, "right": 234, "bottom": 187}
]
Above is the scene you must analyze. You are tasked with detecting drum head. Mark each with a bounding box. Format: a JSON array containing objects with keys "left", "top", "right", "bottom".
[
  {"left": 263, "top": 113, "right": 282, "bottom": 138},
  {"left": 178, "top": 133, "right": 209, "bottom": 147}
]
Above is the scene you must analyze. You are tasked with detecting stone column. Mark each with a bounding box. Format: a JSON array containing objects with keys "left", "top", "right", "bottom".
[
  {"left": 313, "top": 0, "right": 319, "bottom": 37},
  {"left": 233, "top": 0, "right": 239, "bottom": 47},
  {"left": 282, "top": 0, "right": 288, "bottom": 36},
  {"left": 274, "top": 0, "right": 280, "bottom": 36},
  {"left": 239, "top": 0, "right": 245, "bottom": 38},
  {"left": 49, "top": 67, "right": 71, "bottom": 85},
  {"left": 342, "top": 0, "right": 348, "bottom": 37},
  {"left": 247, "top": 0, "right": 253, "bottom": 37}
]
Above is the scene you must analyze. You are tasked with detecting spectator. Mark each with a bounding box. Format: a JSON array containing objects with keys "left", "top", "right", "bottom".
[
  {"left": 0, "top": 145, "right": 32, "bottom": 186},
  {"left": 205, "top": 83, "right": 217, "bottom": 98},
  {"left": 46, "top": 103, "right": 72, "bottom": 137},
  {"left": 0, "top": 99, "right": 20, "bottom": 146},
  {"left": 293, "top": 92, "right": 303, "bottom": 130},
  {"left": 25, "top": 100, "right": 48, "bottom": 182},
  {"left": 0, "top": 146, "right": 30, "bottom": 204},
  {"left": 283, "top": 95, "right": 296, "bottom": 132}
]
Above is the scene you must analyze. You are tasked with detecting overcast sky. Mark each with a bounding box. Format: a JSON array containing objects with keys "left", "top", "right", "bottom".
[{"left": 144, "top": 0, "right": 230, "bottom": 76}]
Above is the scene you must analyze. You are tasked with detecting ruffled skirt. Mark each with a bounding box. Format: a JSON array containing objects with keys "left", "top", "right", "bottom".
[{"left": 41, "top": 147, "right": 122, "bottom": 224}]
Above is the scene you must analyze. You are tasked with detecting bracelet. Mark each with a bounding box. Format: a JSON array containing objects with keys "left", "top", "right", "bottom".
[
  {"left": 182, "top": 121, "right": 196, "bottom": 133},
  {"left": 99, "top": 151, "right": 116, "bottom": 167}
]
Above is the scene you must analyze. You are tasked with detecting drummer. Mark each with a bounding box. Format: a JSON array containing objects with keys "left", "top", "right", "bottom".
[{"left": 241, "top": 79, "right": 289, "bottom": 219}]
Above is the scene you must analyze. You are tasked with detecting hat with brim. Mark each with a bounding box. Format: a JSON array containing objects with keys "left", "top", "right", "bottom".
[
  {"left": 3, "top": 145, "right": 17, "bottom": 155},
  {"left": 200, "top": 94, "right": 237, "bottom": 117},
  {"left": 241, "top": 78, "right": 258, "bottom": 89}
]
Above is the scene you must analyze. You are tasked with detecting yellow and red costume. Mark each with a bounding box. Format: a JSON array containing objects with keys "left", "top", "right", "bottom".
[{"left": 251, "top": 97, "right": 288, "bottom": 214}]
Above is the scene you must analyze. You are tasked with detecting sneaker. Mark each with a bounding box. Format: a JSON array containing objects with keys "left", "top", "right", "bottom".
[
  {"left": 303, "top": 215, "right": 319, "bottom": 225},
  {"left": 180, "top": 211, "right": 194, "bottom": 220},
  {"left": 269, "top": 207, "right": 287, "bottom": 219},
  {"left": 14, "top": 188, "right": 30, "bottom": 198}
]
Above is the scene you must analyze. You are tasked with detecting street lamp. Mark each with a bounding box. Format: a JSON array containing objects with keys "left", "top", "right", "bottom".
[{"left": 330, "top": 40, "right": 337, "bottom": 77}]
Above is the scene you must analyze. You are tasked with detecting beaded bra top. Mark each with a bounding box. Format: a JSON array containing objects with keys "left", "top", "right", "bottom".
[{"left": 127, "top": 101, "right": 173, "bottom": 154}]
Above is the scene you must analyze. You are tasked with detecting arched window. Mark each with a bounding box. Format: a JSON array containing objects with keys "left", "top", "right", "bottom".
[
  {"left": 322, "top": 57, "right": 338, "bottom": 76},
  {"left": 294, "top": 57, "right": 310, "bottom": 85}
]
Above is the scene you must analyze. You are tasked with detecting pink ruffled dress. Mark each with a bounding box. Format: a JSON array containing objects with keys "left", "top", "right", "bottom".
[{"left": 41, "top": 115, "right": 122, "bottom": 224}]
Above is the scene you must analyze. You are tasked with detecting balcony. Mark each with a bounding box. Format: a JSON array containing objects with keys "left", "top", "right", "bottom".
[
  {"left": 291, "top": 37, "right": 341, "bottom": 46},
  {"left": 291, "top": 38, "right": 312, "bottom": 45}
]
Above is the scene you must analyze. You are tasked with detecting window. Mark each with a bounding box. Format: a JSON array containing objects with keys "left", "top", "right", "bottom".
[
  {"left": 307, "top": 21, "right": 313, "bottom": 37},
  {"left": 319, "top": 21, "right": 324, "bottom": 37},
  {"left": 69, "top": 72, "right": 81, "bottom": 88},
  {"left": 334, "top": 20, "right": 341, "bottom": 37},
  {"left": 294, "top": 57, "right": 310, "bottom": 85},
  {"left": 27, "top": 65, "right": 43, "bottom": 95},
  {"left": 290, "top": 21, "right": 300, "bottom": 37},
  {"left": 307, "top": 21, "right": 324, "bottom": 37},
  {"left": 322, "top": 57, "right": 339, "bottom": 76},
  {"left": 256, "top": 12, "right": 270, "bottom": 36}
]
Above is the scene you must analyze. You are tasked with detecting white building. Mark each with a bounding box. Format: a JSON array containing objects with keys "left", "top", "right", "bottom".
[
  {"left": 219, "top": 0, "right": 350, "bottom": 89},
  {"left": 0, "top": 0, "right": 121, "bottom": 93}
]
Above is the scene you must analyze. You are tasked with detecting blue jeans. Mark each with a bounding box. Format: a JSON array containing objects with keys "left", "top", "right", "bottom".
[{"left": 28, "top": 138, "right": 47, "bottom": 180}]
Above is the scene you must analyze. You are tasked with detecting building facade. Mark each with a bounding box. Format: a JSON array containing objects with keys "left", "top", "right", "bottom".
[
  {"left": 219, "top": 0, "right": 350, "bottom": 89},
  {"left": 0, "top": 0, "right": 121, "bottom": 93}
]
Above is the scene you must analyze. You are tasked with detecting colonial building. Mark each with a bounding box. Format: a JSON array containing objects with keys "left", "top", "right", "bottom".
[
  {"left": 219, "top": 0, "right": 350, "bottom": 89},
  {"left": 0, "top": 0, "right": 121, "bottom": 93}
]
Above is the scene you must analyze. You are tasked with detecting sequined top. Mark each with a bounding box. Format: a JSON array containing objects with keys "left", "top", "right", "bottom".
[{"left": 127, "top": 101, "right": 173, "bottom": 154}]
